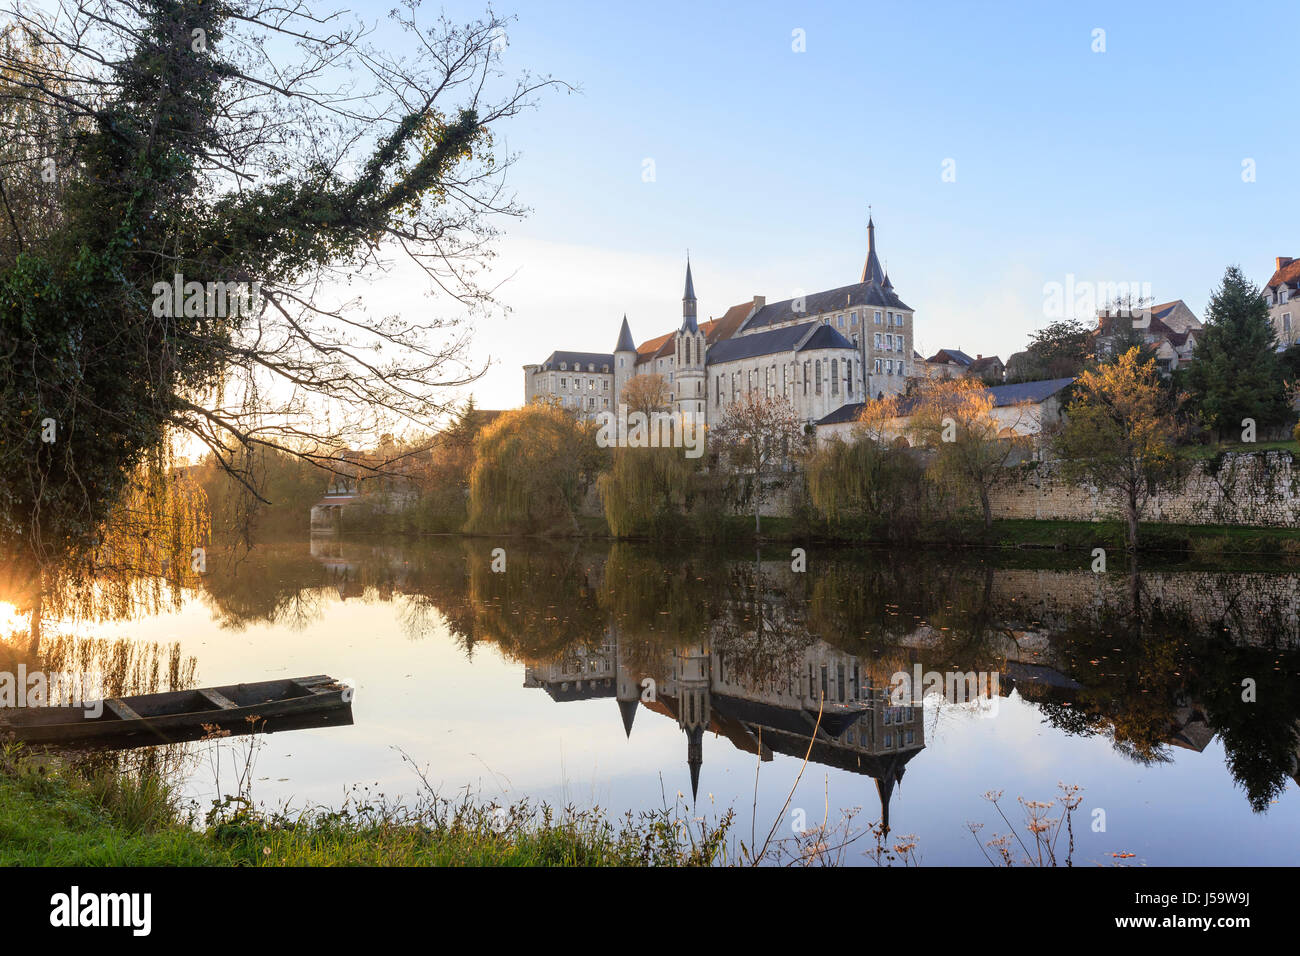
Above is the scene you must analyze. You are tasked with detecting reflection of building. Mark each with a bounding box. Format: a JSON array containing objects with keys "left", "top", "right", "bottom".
[{"left": 524, "top": 631, "right": 926, "bottom": 830}]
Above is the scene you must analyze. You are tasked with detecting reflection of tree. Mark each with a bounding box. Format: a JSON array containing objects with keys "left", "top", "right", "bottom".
[
  {"left": 198, "top": 543, "right": 331, "bottom": 630},
  {"left": 709, "top": 551, "right": 815, "bottom": 689},
  {"left": 23, "top": 528, "right": 1300, "bottom": 817}
]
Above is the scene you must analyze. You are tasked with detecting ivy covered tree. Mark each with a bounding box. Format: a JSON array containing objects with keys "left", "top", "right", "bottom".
[
  {"left": 0, "top": 1, "right": 559, "bottom": 586},
  {"left": 1183, "top": 265, "right": 1291, "bottom": 439}
]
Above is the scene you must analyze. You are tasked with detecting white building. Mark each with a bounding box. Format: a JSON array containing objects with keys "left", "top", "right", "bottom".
[
  {"left": 521, "top": 219, "right": 918, "bottom": 426},
  {"left": 1264, "top": 256, "right": 1300, "bottom": 348}
]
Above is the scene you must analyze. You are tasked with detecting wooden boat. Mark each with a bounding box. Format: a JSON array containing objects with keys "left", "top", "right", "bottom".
[{"left": 0, "top": 675, "right": 353, "bottom": 750}]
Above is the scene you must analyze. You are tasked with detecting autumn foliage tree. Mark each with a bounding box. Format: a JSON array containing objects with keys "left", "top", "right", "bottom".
[
  {"left": 1055, "top": 347, "right": 1184, "bottom": 551},
  {"left": 906, "top": 377, "right": 1030, "bottom": 529},
  {"left": 619, "top": 373, "right": 671, "bottom": 417}
]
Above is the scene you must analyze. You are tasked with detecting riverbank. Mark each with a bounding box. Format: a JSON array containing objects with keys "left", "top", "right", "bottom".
[
  {"left": 333, "top": 515, "right": 1300, "bottom": 561},
  {"left": 0, "top": 748, "right": 732, "bottom": 866}
]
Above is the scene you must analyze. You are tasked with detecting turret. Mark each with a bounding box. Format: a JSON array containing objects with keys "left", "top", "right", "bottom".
[{"left": 613, "top": 315, "right": 637, "bottom": 402}]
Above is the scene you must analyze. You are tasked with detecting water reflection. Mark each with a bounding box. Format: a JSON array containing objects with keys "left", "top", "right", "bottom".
[{"left": 6, "top": 534, "right": 1300, "bottom": 829}]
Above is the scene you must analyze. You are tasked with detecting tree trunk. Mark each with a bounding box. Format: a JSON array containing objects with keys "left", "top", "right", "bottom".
[
  {"left": 980, "top": 485, "right": 992, "bottom": 531},
  {"left": 1125, "top": 490, "right": 1139, "bottom": 553},
  {"left": 26, "top": 575, "right": 43, "bottom": 658}
]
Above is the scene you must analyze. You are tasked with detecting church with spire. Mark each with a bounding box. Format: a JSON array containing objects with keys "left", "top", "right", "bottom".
[{"left": 522, "top": 217, "right": 917, "bottom": 424}]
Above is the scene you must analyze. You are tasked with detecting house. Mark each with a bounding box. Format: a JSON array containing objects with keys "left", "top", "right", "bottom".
[
  {"left": 1093, "top": 300, "right": 1200, "bottom": 374},
  {"left": 815, "top": 376, "right": 1075, "bottom": 449},
  {"left": 1263, "top": 256, "right": 1300, "bottom": 348},
  {"left": 922, "top": 348, "right": 975, "bottom": 379},
  {"left": 922, "top": 349, "right": 1003, "bottom": 384},
  {"left": 968, "top": 355, "right": 1005, "bottom": 384}
]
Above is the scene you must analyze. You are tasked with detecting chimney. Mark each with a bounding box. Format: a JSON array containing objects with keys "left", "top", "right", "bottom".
[
  {"left": 1278, "top": 257, "right": 1294, "bottom": 272},
  {"left": 753, "top": 295, "right": 765, "bottom": 309},
  {"left": 977, "top": 354, "right": 983, "bottom": 360}
]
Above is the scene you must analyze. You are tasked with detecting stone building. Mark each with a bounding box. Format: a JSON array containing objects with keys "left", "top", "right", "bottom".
[
  {"left": 521, "top": 219, "right": 919, "bottom": 427},
  {"left": 1264, "top": 256, "right": 1300, "bottom": 348}
]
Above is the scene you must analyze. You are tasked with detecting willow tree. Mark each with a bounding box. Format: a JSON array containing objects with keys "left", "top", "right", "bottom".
[
  {"left": 805, "top": 394, "right": 917, "bottom": 524},
  {"left": 467, "top": 401, "right": 606, "bottom": 533},
  {"left": 598, "top": 445, "right": 699, "bottom": 536},
  {"left": 0, "top": 1, "right": 559, "bottom": 599}
]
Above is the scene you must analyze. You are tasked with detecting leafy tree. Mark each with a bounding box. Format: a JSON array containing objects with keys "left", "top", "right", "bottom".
[
  {"left": 906, "top": 377, "right": 1029, "bottom": 529},
  {"left": 710, "top": 394, "right": 802, "bottom": 534},
  {"left": 1183, "top": 266, "right": 1290, "bottom": 437},
  {"left": 1015, "top": 318, "right": 1094, "bottom": 381},
  {"left": 1055, "top": 348, "right": 1184, "bottom": 551}
]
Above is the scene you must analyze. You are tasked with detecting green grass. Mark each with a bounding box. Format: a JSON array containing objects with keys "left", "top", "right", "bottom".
[
  {"left": 0, "top": 748, "right": 733, "bottom": 867},
  {"left": 0, "top": 753, "right": 226, "bottom": 865},
  {"left": 1177, "top": 439, "right": 1300, "bottom": 460}
]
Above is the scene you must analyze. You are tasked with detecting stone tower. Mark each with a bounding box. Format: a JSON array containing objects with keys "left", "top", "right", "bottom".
[
  {"left": 613, "top": 314, "right": 637, "bottom": 406},
  {"left": 673, "top": 259, "right": 707, "bottom": 422}
]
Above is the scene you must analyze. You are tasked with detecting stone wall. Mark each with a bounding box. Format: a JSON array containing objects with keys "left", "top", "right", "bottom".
[{"left": 988, "top": 450, "right": 1300, "bottom": 528}]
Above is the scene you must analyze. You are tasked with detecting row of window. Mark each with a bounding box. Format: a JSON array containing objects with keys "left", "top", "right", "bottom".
[
  {"left": 714, "top": 357, "right": 856, "bottom": 407},
  {"left": 554, "top": 376, "right": 610, "bottom": 392},
  {"left": 1267, "top": 287, "right": 1294, "bottom": 306},
  {"left": 826, "top": 309, "right": 908, "bottom": 330},
  {"left": 554, "top": 361, "right": 610, "bottom": 373},
  {"left": 873, "top": 359, "right": 906, "bottom": 376},
  {"left": 872, "top": 332, "right": 905, "bottom": 352}
]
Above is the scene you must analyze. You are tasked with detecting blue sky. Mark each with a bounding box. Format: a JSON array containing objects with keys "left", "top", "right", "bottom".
[{"left": 361, "top": 0, "right": 1297, "bottom": 412}]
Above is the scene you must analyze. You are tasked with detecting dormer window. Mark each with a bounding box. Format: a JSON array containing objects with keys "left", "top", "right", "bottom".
[{"left": 560, "top": 362, "right": 567, "bottom": 371}]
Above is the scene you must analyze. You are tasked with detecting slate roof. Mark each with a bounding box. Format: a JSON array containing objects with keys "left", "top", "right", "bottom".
[
  {"left": 537, "top": 350, "right": 614, "bottom": 372},
  {"left": 740, "top": 281, "right": 912, "bottom": 332},
  {"left": 705, "top": 321, "right": 856, "bottom": 365},
  {"left": 614, "top": 316, "right": 636, "bottom": 352},
  {"left": 815, "top": 376, "right": 1075, "bottom": 426},
  {"left": 983, "top": 376, "right": 1075, "bottom": 406},
  {"left": 926, "top": 348, "right": 975, "bottom": 366},
  {"left": 816, "top": 403, "right": 869, "bottom": 425}
]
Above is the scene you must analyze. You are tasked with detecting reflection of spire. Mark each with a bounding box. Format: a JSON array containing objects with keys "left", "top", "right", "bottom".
[
  {"left": 618, "top": 698, "right": 638, "bottom": 738},
  {"left": 874, "top": 754, "right": 908, "bottom": 835},
  {"left": 613, "top": 626, "right": 640, "bottom": 739},
  {"left": 687, "top": 724, "right": 704, "bottom": 801}
]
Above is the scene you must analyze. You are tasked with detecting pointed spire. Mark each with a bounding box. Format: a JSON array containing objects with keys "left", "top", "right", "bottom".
[
  {"left": 681, "top": 257, "right": 698, "bottom": 333},
  {"left": 875, "top": 759, "right": 906, "bottom": 836},
  {"left": 861, "top": 215, "right": 886, "bottom": 285},
  {"left": 614, "top": 314, "right": 636, "bottom": 352},
  {"left": 618, "top": 698, "right": 638, "bottom": 738},
  {"left": 686, "top": 724, "right": 704, "bottom": 802}
]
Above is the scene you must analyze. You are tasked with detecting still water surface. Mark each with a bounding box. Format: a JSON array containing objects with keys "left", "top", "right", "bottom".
[{"left": 41, "top": 535, "right": 1300, "bottom": 865}]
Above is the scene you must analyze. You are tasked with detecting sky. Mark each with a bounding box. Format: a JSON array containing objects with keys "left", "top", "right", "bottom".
[{"left": 354, "top": 0, "right": 1298, "bottom": 414}]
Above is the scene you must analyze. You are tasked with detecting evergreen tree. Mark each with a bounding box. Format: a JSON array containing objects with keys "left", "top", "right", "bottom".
[{"left": 1184, "top": 266, "right": 1290, "bottom": 437}]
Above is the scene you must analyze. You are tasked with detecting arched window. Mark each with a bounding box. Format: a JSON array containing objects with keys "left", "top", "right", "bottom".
[
  {"left": 831, "top": 359, "right": 839, "bottom": 395},
  {"left": 815, "top": 360, "right": 822, "bottom": 395}
]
